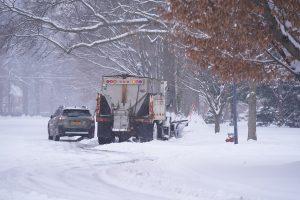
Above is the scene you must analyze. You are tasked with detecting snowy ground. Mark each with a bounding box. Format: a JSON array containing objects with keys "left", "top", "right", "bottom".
[{"left": 0, "top": 116, "right": 299, "bottom": 200}]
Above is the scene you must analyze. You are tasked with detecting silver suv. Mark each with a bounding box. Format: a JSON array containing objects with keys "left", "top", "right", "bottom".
[{"left": 48, "top": 106, "right": 95, "bottom": 141}]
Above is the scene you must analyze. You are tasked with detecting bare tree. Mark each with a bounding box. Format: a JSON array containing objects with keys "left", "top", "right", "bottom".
[
  {"left": 180, "top": 69, "right": 231, "bottom": 133},
  {"left": 0, "top": 0, "right": 167, "bottom": 53},
  {"left": 0, "top": 0, "right": 171, "bottom": 116},
  {"left": 0, "top": 0, "right": 169, "bottom": 83}
]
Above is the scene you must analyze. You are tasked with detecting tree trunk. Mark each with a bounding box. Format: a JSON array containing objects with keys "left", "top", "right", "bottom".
[
  {"left": 50, "top": 87, "right": 54, "bottom": 114},
  {"left": 162, "top": 40, "right": 176, "bottom": 113},
  {"left": 214, "top": 114, "right": 221, "bottom": 133},
  {"left": 248, "top": 81, "right": 257, "bottom": 141},
  {"left": 174, "top": 61, "right": 180, "bottom": 114},
  {"left": 0, "top": 81, "right": 3, "bottom": 115},
  {"left": 277, "top": 99, "right": 285, "bottom": 126},
  {"left": 276, "top": 85, "right": 285, "bottom": 126},
  {"left": 34, "top": 80, "right": 40, "bottom": 115},
  {"left": 7, "top": 76, "right": 12, "bottom": 115},
  {"left": 22, "top": 84, "right": 29, "bottom": 115}
]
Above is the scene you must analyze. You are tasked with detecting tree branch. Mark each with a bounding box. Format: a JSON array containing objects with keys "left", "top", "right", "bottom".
[{"left": 2, "top": 1, "right": 152, "bottom": 33}]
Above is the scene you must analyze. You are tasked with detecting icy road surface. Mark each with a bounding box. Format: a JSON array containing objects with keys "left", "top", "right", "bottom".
[{"left": 0, "top": 116, "right": 300, "bottom": 200}]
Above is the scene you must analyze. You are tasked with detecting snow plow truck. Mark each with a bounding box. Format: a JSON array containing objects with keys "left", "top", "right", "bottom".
[{"left": 95, "top": 74, "right": 171, "bottom": 144}]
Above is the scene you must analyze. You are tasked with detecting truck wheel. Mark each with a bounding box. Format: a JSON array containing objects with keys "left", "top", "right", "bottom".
[
  {"left": 153, "top": 122, "right": 163, "bottom": 140},
  {"left": 98, "top": 137, "right": 114, "bottom": 144},
  {"left": 98, "top": 137, "right": 106, "bottom": 144},
  {"left": 118, "top": 134, "right": 131, "bottom": 142},
  {"left": 54, "top": 135, "right": 60, "bottom": 141},
  {"left": 97, "top": 122, "right": 114, "bottom": 144}
]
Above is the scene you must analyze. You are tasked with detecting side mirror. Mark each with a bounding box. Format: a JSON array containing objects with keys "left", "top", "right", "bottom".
[{"left": 50, "top": 115, "right": 54, "bottom": 119}]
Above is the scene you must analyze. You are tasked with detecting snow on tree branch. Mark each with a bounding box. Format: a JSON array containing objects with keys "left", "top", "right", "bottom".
[
  {"left": 0, "top": 0, "right": 168, "bottom": 53},
  {"left": 65, "top": 29, "right": 167, "bottom": 53}
]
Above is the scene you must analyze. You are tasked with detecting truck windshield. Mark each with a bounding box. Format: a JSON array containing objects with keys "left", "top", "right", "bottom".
[{"left": 63, "top": 109, "right": 91, "bottom": 117}]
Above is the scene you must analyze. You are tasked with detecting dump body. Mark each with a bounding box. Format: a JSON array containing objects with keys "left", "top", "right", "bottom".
[
  {"left": 96, "top": 74, "right": 167, "bottom": 135},
  {"left": 101, "top": 75, "right": 165, "bottom": 115}
]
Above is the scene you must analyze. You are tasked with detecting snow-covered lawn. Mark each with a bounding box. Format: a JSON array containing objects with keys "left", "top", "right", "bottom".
[{"left": 0, "top": 116, "right": 299, "bottom": 200}]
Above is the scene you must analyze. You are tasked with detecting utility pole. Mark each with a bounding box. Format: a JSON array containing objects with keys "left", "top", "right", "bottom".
[{"left": 232, "top": 81, "right": 238, "bottom": 144}]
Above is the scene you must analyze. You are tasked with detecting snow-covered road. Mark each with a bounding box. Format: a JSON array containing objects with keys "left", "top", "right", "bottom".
[{"left": 0, "top": 116, "right": 300, "bottom": 200}]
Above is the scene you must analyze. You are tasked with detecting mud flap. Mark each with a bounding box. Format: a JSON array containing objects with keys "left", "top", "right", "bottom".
[
  {"left": 135, "top": 123, "right": 153, "bottom": 142},
  {"left": 113, "top": 110, "right": 129, "bottom": 132},
  {"left": 97, "top": 122, "right": 114, "bottom": 144}
]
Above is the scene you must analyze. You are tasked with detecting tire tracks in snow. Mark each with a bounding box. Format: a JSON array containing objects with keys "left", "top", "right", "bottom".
[{"left": 0, "top": 140, "right": 164, "bottom": 200}]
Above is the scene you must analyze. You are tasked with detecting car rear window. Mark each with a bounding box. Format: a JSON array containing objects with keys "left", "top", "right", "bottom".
[{"left": 63, "top": 109, "right": 91, "bottom": 117}]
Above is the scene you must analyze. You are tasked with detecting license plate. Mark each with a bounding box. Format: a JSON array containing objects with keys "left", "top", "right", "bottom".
[{"left": 71, "top": 121, "right": 81, "bottom": 126}]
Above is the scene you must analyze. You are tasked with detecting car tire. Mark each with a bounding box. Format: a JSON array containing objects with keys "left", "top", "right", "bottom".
[
  {"left": 53, "top": 127, "right": 60, "bottom": 141},
  {"left": 48, "top": 126, "right": 53, "bottom": 140},
  {"left": 87, "top": 131, "right": 94, "bottom": 139}
]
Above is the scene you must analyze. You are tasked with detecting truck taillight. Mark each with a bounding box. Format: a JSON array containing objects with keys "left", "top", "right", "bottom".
[
  {"left": 149, "top": 96, "right": 154, "bottom": 115},
  {"left": 105, "top": 79, "right": 143, "bottom": 85},
  {"left": 96, "top": 93, "right": 101, "bottom": 115},
  {"left": 131, "top": 80, "right": 143, "bottom": 84},
  {"left": 106, "top": 80, "right": 117, "bottom": 84}
]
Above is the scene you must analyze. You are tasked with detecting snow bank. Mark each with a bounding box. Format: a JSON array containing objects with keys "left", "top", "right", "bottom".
[{"left": 0, "top": 117, "right": 300, "bottom": 200}]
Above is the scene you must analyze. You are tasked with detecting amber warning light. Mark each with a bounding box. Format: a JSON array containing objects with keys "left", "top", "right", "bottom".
[{"left": 105, "top": 79, "right": 144, "bottom": 85}]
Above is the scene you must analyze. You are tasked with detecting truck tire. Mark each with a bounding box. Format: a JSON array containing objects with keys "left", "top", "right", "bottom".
[
  {"left": 137, "top": 122, "right": 163, "bottom": 142},
  {"left": 157, "top": 124, "right": 163, "bottom": 139},
  {"left": 135, "top": 124, "right": 149, "bottom": 142},
  {"left": 98, "top": 137, "right": 106, "bottom": 144},
  {"left": 54, "top": 135, "right": 60, "bottom": 141},
  {"left": 153, "top": 122, "right": 163, "bottom": 140},
  {"left": 118, "top": 134, "right": 131, "bottom": 142},
  {"left": 97, "top": 122, "right": 114, "bottom": 144}
]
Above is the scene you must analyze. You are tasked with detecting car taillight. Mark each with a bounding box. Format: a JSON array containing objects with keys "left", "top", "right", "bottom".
[{"left": 59, "top": 116, "right": 66, "bottom": 121}]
